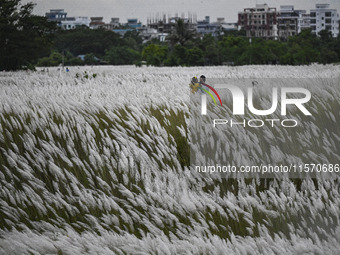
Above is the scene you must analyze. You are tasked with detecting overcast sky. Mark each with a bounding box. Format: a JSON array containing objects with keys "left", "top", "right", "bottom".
[{"left": 22, "top": 0, "right": 340, "bottom": 24}]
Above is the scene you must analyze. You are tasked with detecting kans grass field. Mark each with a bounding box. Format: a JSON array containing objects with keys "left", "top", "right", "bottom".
[{"left": 0, "top": 65, "right": 340, "bottom": 254}]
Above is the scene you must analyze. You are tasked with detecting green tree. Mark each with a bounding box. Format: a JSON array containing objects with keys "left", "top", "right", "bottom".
[
  {"left": 319, "top": 29, "right": 333, "bottom": 46},
  {"left": 123, "top": 30, "right": 143, "bottom": 50},
  {"left": 199, "top": 34, "right": 221, "bottom": 65},
  {"left": 281, "top": 43, "right": 320, "bottom": 65},
  {"left": 281, "top": 30, "right": 320, "bottom": 65},
  {"left": 104, "top": 46, "right": 140, "bottom": 65},
  {"left": 67, "top": 57, "right": 83, "bottom": 66},
  {"left": 238, "top": 38, "right": 285, "bottom": 65},
  {"left": 0, "top": 0, "right": 57, "bottom": 70},
  {"left": 167, "top": 19, "right": 196, "bottom": 46},
  {"left": 319, "top": 48, "right": 338, "bottom": 64},
  {"left": 142, "top": 44, "right": 168, "bottom": 66},
  {"left": 37, "top": 50, "right": 84, "bottom": 67},
  {"left": 265, "top": 40, "right": 287, "bottom": 64},
  {"left": 186, "top": 47, "right": 204, "bottom": 66},
  {"left": 218, "top": 36, "right": 248, "bottom": 65},
  {"left": 318, "top": 29, "right": 338, "bottom": 64},
  {"left": 333, "top": 35, "right": 340, "bottom": 61},
  {"left": 37, "top": 51, "right": 62, "bottom": 66},
  {"left": 84, "top": 53, "right": 98, "bottom": 65},
  {"left": 164, "top": 44, "right": 188, "bottom": 66},
  {"left": 54, "top": 27, "right": 121, "bottom": 57}
]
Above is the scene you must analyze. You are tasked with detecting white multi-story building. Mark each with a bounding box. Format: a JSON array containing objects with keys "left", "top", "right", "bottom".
[
  {"left": 89, "top": 17, "right": 105, "bottom": 29},
  {"left": 221, "top": 22, "right": 238, "bottom": 31},
  {"left": 197, "top": 16, "right": 222, "bottom": 37},
  {"left": 298, "top": 12, "right": 311, "bottom": 34},
  {"left": 45, "top": 9, "right": 67, "bottom": 27},
  {"left": 110, "top": 18, "right": 120, "bottom": 27},
  {"left": 61, "top": 17, "right": 90, "bottom": 30},
  {"left": 310, "top": 4, "right": 339, "bottom": 37},
  {"left": 138, "top": 27, "right": 169, "bottom": 43}
]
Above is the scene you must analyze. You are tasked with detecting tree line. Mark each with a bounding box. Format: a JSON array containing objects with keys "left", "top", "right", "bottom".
[
  {"left": 1, "top": 0, "right": 340, "bottom": 71},
  {"left": 36, "top": 19, "right": 340, "bottom": 67}
]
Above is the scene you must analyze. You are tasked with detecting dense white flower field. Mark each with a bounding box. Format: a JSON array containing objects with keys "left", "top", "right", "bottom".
[{"left": 0, "top": 65, "right": 340, "bottom": 254}]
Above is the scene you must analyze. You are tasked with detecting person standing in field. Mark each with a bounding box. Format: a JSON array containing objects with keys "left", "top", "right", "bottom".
[
  {"left": 190, "top": 75, "right": 210, "bottom": 94},
  {"left": 199, "top": 75, "right": 209, "bottom": 94},
  {"left": 190, "top": 76, "right": 200, "bottom": 94},
  {"left": 200, "top": 75, "right": 206, "bottom": 84}
]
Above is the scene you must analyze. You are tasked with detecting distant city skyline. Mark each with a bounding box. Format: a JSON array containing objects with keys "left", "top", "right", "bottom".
[{"left": 22, "top": 0, "right": 340, "bottom": 24}]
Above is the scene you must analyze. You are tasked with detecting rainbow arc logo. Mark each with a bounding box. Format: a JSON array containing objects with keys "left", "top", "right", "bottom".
[{"left": 199, "top": 83, "right": 222, "bottom": 106}]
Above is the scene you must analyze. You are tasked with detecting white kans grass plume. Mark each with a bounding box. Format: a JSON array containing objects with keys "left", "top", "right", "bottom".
[{"left": 0, "top": 65, "right": 339, "bottom": 254}]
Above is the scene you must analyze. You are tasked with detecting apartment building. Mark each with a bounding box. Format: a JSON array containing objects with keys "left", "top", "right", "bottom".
[
  {"left": 238, "top": 4, "right": 278, "bottom": 39},
  {"left": 310, "top": 4, "right": 339, "bottom": 37}
]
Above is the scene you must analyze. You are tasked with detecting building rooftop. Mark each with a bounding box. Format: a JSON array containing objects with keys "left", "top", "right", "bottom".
[
  {"left": 316, "top": 4, "right": 330, "bottom": 9},
  {"left": 242, "top": 4, "right": 277, "bottom": 13},
  {"left": 48, "top": 9, "right": 66, "bottom": 13}
]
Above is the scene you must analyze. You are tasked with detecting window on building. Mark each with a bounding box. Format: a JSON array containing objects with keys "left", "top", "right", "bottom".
[
  {"left": 325, "top": 12, "right": 331, "bottom": 17},
  {"left": 310, "top": 12, "right": 316, "bottom": 17}
]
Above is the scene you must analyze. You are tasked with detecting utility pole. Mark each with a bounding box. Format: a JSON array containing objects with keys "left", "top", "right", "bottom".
[{"left": 249, "top": 37, "right": 252, "bottom": 65}]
